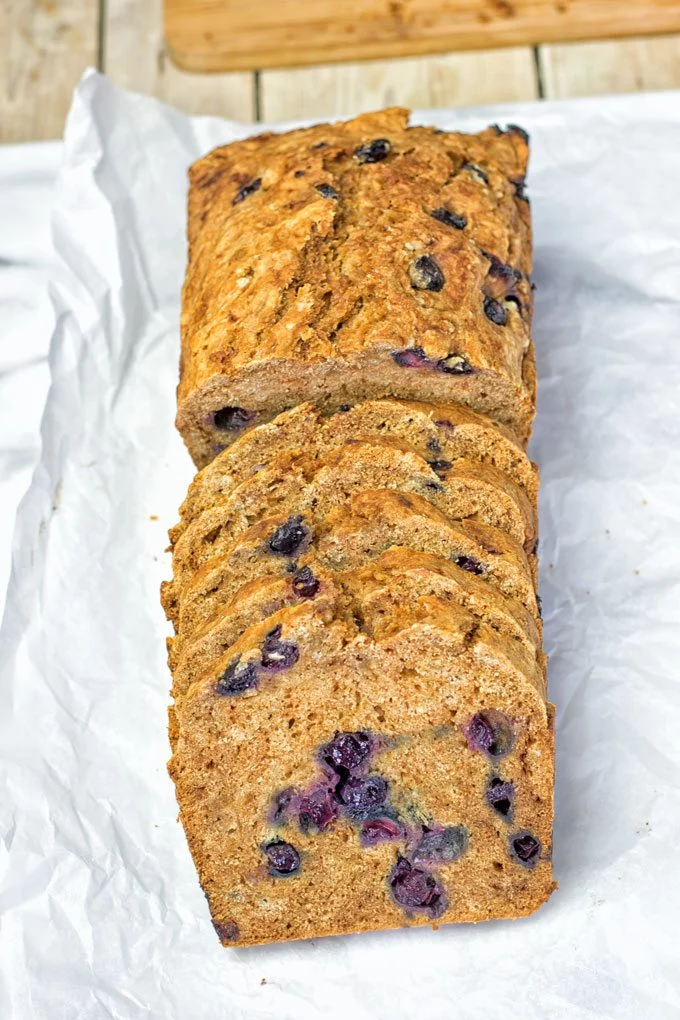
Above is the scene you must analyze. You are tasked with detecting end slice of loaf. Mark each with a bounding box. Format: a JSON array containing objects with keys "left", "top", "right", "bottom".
[{"left": 170, "top": 593, "right": 554, "bottom": 947}]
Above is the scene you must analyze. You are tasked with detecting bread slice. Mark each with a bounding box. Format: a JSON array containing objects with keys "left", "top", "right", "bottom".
[
  {"left": 169, "top": 548, "right": 544, "bottom": 709},
  {"left": 161, "top": 489, "right": 539, "bottom": 642},
  {"left": 169, "top": 592, "right": 554, "bottom": 947},
  {"left": 170, "top": 438, "right": 537, "bottom": 595},
  {"left": 171, "top": 398, "right": 538, "bottom": 545}
]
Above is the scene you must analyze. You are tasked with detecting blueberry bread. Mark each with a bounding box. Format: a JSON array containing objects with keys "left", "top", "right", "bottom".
[
  {"left": 166, "top": 109, "right": 554, "bottom": 945},
  {"left": 177, "top": 108, "right": 534, "bottom": 467},
  {"left": 169, "top": 593, "right": 554, "bottom": 947},
  {"left": 170, "top": 399, "right": 537, "bottom": 546}
]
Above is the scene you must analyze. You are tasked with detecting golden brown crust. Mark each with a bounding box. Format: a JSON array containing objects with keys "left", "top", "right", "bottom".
[{"left": 178, "top": 110, "right": 534, "bottom": 466}]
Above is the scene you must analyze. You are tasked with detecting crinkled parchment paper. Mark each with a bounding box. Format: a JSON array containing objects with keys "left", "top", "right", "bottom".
[{"left": 1, "top": 71, "right": 680, "bottom": 1020}]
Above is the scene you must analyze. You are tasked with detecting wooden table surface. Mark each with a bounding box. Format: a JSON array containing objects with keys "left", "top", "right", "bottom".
[{"left": 2, "top": 0, "right": 680, "bottom": 143}]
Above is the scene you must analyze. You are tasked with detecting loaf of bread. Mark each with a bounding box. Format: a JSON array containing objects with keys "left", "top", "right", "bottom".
[
  {"left": 164, "top": 109, "right": 554, "bottom": 948},
  {"left": 177, "top": 109, "right": 534, "bottom": 467}
]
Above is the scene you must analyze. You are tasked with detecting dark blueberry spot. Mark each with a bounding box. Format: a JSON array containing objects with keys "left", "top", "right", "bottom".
[
  {"left": 435, "top": 354, "right": 474, "bottom": 375},
  {"left": 462, "top": 162, "right": 488, "bottom": 185},
  {"left": 536, "top": 594, "right": 543, "bottom": 619},
  {"left": 463, "top": 710, "right": 515, "bottom": 758},
  {"left": 486, "top": 778, "right": 515, "bottom": 819},
  {"left": 464, "top": 712, "right": 496, "bottom": 754},
  {"left": 320, "top": 731, "right": 373, "bottom": 774},
  {"left": 434, "top": 419, "right": 455, "bottom": 432},
  {"left": 315, "top": 183, "right": 339, "bottom": 200},
  {"left": 354, "top": 138, "right": 391, "bottom": 164},
  {"left": 430, "top": 207, "right": 467, "bottom": 230},
  {"left": 360, "top": 815, "right": 403, "bottom": 846},
  {"left": 388, "top": 856, "right": 447, "bottom": 918},
  {"left": 311, "top": 140, "right": 327, "bottom": 150},
  {"left": 484, "top": 296, "right": 508, "bottom": 326},
  {"left": 232, "top": 178, "right": 261, "bottom": 205},
  {"left": 270, "top": 787, "right": 297, "bottom": 825},
  {"left": 483, "top": 252, "right": 522, "bottom": 285},
  {"left": 294, "top": 169, "right": 306, "bottom": 177},
  {"left": 454, "top": 555, "right": 484, "bottom": 575},
  {"left": 412, "top": 825, "right": 468, "bottom": 865},
  {"left": 268, "top": 515, "right": 310, "bottom": 556},
  {"left": 427, "top": 436, "right": 442, "bottom": 455},
  {"left": 298, "top": 786, "right": 339, "bottom": 833},
  {"left": 509, "top": 831, "right": 541, "bottom": 868},
  {"left": 260, "top": 625, "right": 300, "bottom": 672},
  {"left": 483, "top": 258, "right": 524, "bottom": 316},
  {"left": 212, "top": 919, "right": 240, "bottom": 943},
  {"left": 292, "top": 566, "right": 320, "bottom": 598},
  {"left": 213, "top": 406, "right": 255, "bottom": 432},
  {"left": 506, "top": 123, "right": 530, "bottom": 144},
  {"left": 215, "top": 657, "right": 258, "bottom": 696},
  {"left": 409, "top": 255, "right": 445, "bottom": 292},
  {"left": 392, "top": 346, "right": 429, "bottom": 369},
  {"left": 491, "top": 123, "right": 530, "bottom": 145},
  {"left": 428, "top": 459, "right": 452, "bottom": 477},
  {"left": 423, "top": 480, "right": 445, "bottom": 492},
  {"left": 262, "top": 839, "right": 301, "bottom": 876},
  {"left": 511, "top": 176, "right": 529, "bottom": 202},
  {"left": 338, "top": 774, "right": 388, "bottom": 820},
  {"left": 338, "top": 403, "right": 351, "bottom": 412}
]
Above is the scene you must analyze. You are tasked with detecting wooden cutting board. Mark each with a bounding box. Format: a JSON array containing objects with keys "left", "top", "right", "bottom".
[{"left": 164, "top": 0, "right": 680, "bottom": 73}]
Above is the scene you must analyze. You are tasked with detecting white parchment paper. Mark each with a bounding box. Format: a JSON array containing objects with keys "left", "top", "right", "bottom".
[
  {"left": 0, "top": 142, "right": 58, "bottom": 618},
  {"left": 1, "top": 71, "right": 680, "bottom": 1020}
]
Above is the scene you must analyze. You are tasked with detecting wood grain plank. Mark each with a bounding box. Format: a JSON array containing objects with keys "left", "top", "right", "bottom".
[
  {"left": 165, "top": 0, "right": 680, "bottom": 73},
  {"left": 104, "top": 0, "right": 255, "bottom": 120},
  {"left": 539, "top": 34, "right": 680, "bottom": 97},
  {"left": 0, "top": 0, "right": 99, "bottom": 142},
  {"left": 260, "top": 48, "right": 539, "bottom": 123}
]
